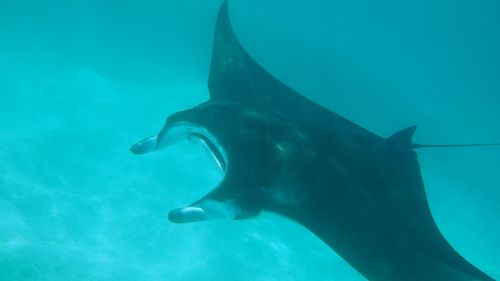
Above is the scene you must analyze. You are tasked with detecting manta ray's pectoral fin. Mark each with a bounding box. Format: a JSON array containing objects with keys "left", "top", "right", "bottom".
[{"left": 168, "top": 191, "right": 242, "bottom": 223}]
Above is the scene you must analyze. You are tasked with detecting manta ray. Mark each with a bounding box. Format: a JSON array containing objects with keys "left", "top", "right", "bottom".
[{"left": 130, "top": 2, "right": 495, "bottom": 280}]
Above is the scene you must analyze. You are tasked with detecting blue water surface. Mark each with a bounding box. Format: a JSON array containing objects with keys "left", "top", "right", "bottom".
[{"left": 1, "top": 0, "right": 499, "bottom": 280}]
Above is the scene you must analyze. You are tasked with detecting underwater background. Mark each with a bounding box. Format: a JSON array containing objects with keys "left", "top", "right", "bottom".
[{"left": 1, "top": 0, "right": 499, "bottom": 280}]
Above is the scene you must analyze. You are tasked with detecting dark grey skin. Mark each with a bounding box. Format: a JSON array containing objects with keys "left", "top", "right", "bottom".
[{"left": 131, "top": 2, "right": 495, "bottom": 281}]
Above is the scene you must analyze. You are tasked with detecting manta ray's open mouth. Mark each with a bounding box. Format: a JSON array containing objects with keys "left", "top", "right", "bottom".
[
  {"left": 130, "top": 121, "right": 236, "bottom": 223},
  {"left": 155, "top": 122, "right": 237, "bottom": 223}
]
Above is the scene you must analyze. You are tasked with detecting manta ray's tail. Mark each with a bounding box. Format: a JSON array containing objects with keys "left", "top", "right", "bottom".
[
  {"left": 387, "top": 125, "right": 500, "bottom": 150},
  {"left": 412, "top": 142, "right": 500, "bottom": 149}
]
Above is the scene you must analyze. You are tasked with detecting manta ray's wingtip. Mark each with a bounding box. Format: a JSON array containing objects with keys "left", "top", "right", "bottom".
[{"left": 221, "top": 0, "right": 228, "bottom": 9}]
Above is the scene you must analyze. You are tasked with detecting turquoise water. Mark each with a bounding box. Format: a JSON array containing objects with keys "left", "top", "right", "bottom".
[{"left": 1, "top": 0, "right": 499, "bottom": 280}]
